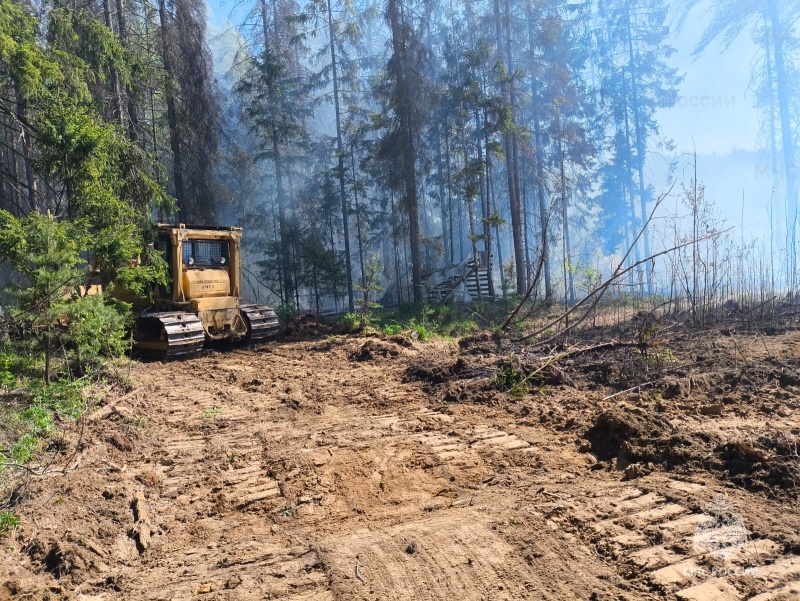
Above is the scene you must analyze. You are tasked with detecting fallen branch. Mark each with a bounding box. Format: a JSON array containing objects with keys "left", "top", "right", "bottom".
[
  {"left": 0, "top": 389, "right": 31, "bottom": 402},
  {"left": 505, "top": 184, "right": 731, "bottom": 347},
  {"left": 508, "top": 186, "right": 671, "bottom": 342},
  {"left": 546, "top": 338, "right": 669, "bottom": 360},
  {"left": 87, "top": 388, "right": 139, "bottom": 421},
  {"left": 131, "top": 491, "right": 152, "bottom": 552},
  {"left": 602, "top": 381, "right": 662, "bottom": 401}
]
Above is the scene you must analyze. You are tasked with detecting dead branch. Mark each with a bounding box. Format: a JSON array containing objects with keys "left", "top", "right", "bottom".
[
  {"left": 501, "top": 242, "right": 546, "bottom": 332},
  {"left": 514, "top": 229, "right": 728, "bottom": 346},
  {"left": 552, "top": 339, "right": 669, "bottom": 359},
  {"left": 601, "top": 381, "right": 663, "bottom": 401},
  {"left": 505, "top": 184, "right": 674, "bottom": 341},
  {"left": 87, "top": 388, "right": 139, "bottom": 421},
  {"left": 131, "top": 491, "right": 153, "bottom": 552}
]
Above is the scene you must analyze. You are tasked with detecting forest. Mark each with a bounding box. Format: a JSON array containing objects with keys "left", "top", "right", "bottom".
[
  {"left": 0, "top": 0, "right": 798, "bottom": 316},
  {"left": 4, "top": 2, "right": 800, "bottom": 597}
]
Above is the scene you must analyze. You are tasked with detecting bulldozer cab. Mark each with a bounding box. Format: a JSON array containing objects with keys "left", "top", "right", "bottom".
[{"left": 153, "top": 224, "right": 242, "bottom": 309}]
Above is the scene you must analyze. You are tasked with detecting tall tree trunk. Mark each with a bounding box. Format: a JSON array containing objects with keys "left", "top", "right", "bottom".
[
  {"left": 521, "top": 152, "right": 531, "bottom": 284},
  {"left": 327, "top": 198, "right": 340, "bottom": 312},
  {"left": 435, "top": 123, "right": 449, "bottom": 267},
  {"left": 114, "top": 0, "right": 140, "bottom": 142},
  {"left": 767, "top": 0, "right": 798, "bottom": 279},
  {"left": 157, "top": 0, "right": 185, "bottom": 211},
  {"left": 352, "top": 149, "right": 367, "bottom": 310},
  {"left": 491, "top": 169, "right": 507, "bottom": 298},
  {"left": 527, "top": 28, "right": 552, "bottom": 300},
  {"left": 388, "top": 0, "right": 422, "bottom": 303},
  {"left": 444, "top": 119, "right": 456, "bottom": 263},
  {"left": 326, "top": 0, "right": 355, "bottom": 312},
  {"left": 260, "top": 0, "right": 292, "bottom": 304},
  {"left": 625, "top": 3, "right": 652, "bottom": 295},
  {"left": 391, "top": 190, "right": 403, "bottom": 306},
  {"left": 102, "top": 0, "right": 125, "bottom": 128},
  {"left": 622, "top": 90, "right": 643, "bottom": 274},
  {"left": 559, "top": 135, "right": 574, "bottom": 305},
  {"left": 532, "top": 103, "right": 552, "bottom": 300},
  {"left": 14, "top": 86, "right": 37, "bottom": 214},
  {"left": 480, "top": 108, "right": 495, "bottom": 298},
  {"left": 494, "top": 0, "right": 525, "bottom": 294}
]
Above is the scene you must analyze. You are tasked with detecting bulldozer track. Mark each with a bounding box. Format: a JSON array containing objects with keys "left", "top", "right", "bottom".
[
  {"left": 240, "top": 304, "right": 280, "bottom": 343},
  {"left": 133, "top": 312, "right": 206, "bottom": 359},
  {"left": 564, "top": 481, "right": 800, "bottom": 600}
]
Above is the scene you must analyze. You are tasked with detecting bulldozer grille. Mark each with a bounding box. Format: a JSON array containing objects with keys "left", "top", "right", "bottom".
[{"left": 183, "top": 240, "right": 229, "bottom": 266}]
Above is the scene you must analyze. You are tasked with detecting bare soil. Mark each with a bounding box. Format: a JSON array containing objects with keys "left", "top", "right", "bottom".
[{"left": 2, "top": 324, "right": 800, "bottom": 600}]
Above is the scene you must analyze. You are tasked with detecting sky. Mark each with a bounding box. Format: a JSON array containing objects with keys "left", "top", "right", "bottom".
[
  {"left": 658, "top": 3, "right": 762, "bottom": 156},
  {"left": 652, "top": 3, "right": 777, "bottom": 237}
]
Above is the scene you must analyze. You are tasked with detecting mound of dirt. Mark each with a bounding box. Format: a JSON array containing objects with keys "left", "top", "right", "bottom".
[
  {"left": 457, "top": 331, "right": 509, "bottom": 355},
  {"left": 583, "top": 409, "right": 668, "bottom": 461},
  {"left": 350, "top": 338, "right": 402, "bottom": 361},
  {"left": 405, "top": 357, "right": 464, "bottom": 384},
  {"left": 284, "top": 313, "right": 331, "bottom": 337},
  {"left": 582, "top": 408, "right": 707, "bottom": 472},
  {"left": 717, "top": 439, "right": 800, "bottom": 495}
]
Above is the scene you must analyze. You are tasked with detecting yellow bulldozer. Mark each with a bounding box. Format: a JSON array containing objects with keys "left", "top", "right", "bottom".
[{"left": 120, "top": 224, "right": 279, "bottom": 358}]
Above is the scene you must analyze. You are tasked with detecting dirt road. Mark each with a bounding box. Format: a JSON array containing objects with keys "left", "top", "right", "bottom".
[{"left": 2, "top": 331, "right": 799, "bottom": 600}]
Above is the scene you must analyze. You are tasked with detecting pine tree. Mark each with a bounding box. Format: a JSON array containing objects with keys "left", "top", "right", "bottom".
[
  {"left": 595, "top": 0, "right": 681, "bottom": 293},
  {"left": 235, "top": 0, "right": 310, "bottom": 306},
  {"left": 377, "top": 0, "right": 431, "bottom": 303}
]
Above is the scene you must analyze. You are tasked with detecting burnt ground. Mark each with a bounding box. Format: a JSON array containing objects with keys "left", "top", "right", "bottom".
[{"left": 1, "top": 320, "right": 799, "bottom": 600}]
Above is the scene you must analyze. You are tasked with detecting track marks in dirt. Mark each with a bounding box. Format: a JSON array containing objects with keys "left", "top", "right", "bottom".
[
  {"left": 568, "top": 480, "right": 799, "bottom": 600},
  {"left": 154, "top": 386, "right": 282, "bottom": 513},
  {"left": 129, "top": 521, "right": 330, "bottom": 600},
  {"left": 323, "top": 509, "right": 592, "bottom": 601},
  {"left": 124, "top": 372, "right": 334, "bottom": 600},
  {"left": 7, "top": 337, "right": 800, "bottom": 601}
]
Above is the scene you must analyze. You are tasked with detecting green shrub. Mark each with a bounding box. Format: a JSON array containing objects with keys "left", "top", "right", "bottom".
[
  {"left": 341, "top": 312, "right": 360, "bottom": 332},
  {"left": 0, "top": 511, "right": 20, "bottom": 534},
  {"left": 11, "top": 433, "right": 40, "bottom": 464},
  {"left": 0, "top": 351, "right": 13, "bottom": 388},
  {"left": 0, "top": 377, "right": 90, "bottom": 470},
  {"left": 413, "top": 324, "right": 430, "bottom": 341},
  {"left": 64, "top": 295, "right": 130, "bottom": 366},
  {"left": 441, "top": 319, "right": 480, "bottom": 338},
  {"left": 276, "top": 302, "right": 299, "bottom": 323},
  {"left": 494, "top": 355, "right": 537, "bottom": 399}
]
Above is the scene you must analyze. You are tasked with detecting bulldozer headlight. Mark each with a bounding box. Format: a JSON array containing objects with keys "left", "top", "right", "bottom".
[
  {"left": 187, "top": 257, "right": 195, "bottom": 266},
  {"left": 219, "top": 257, "right": 226, "bottom": 265}
]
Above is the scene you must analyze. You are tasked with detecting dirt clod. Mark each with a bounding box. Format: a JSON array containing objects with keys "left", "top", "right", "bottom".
[
  {"left": 351, "top": 339, "right": 400, "bottom": 361},
  {"left": 107, "top": 433, "right": 134, "bottom": 453}
]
